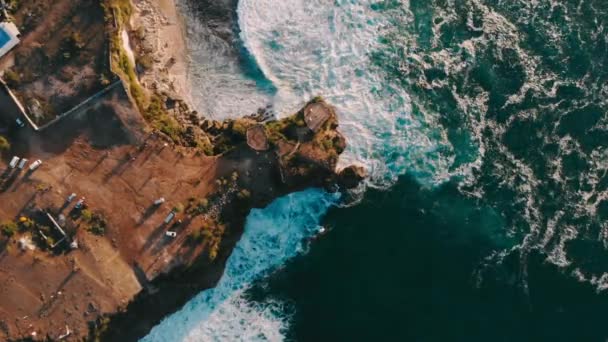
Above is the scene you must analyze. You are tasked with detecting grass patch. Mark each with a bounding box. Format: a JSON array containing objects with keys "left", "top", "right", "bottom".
[
  {"left": 102, "top": 0, "right": 191, "bottom": 145},
  {"left": 264, "top": 110, "right": 307, "bottom": 144}
]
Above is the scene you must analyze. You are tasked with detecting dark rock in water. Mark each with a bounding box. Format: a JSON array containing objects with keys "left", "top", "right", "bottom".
[{"left": 337, "top": 165, "right": 367, "bottom": 189}]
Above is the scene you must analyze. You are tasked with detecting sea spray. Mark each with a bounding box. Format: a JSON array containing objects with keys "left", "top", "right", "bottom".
[
  {"left": 236, "top": 0, "right": 453, "bottom": 187},
  {"left": 174, "top": 0, "right": 275, "bottom": 121},
  {"left": 145, "top": 0, "right": 459, "bottom": 340},
  {"left": 142, "top": 189, "right": 338, "bottom": 341}
]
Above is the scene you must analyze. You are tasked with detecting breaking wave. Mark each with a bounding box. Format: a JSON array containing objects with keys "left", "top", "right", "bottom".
[
  {"left": 144, "top": 0, "right": 552, "bottom": 341},
  {"left": 143, "top": 189, "right": 338, "bottom": 341},
  {"left": 143, "top": 0, "right": 459, "bottom": 340}
]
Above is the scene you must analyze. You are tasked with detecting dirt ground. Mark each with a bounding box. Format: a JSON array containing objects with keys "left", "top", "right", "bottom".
[
  {"left": 0, "top": 84, "right": 230, "bottom": 340},
  {"left": 0, "top": 0, "right": 113, "bottom": 126},
  {"left": 0, "top": 78, "right": 318, "bottom": 340}
]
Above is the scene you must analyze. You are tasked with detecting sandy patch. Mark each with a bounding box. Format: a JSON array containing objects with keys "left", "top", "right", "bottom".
[{"left": 133, "top": 0, "right": 191, "bottom": 106}]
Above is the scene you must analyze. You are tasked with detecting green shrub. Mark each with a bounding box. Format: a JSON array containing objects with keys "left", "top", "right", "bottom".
[
  {"left": 85, "top": 213, "right": 107, "bottom": 236},
  {"left": 237, "top": 189, "right": 251, "bottom": 200},
  {"left": 1, "top": 221, "right": 18, "bottom": 237},
  {"left": 80, "top": 209, "right": 93, "bottom": 222},
  {"left": 173, "top": 203, "right": 184, "bottom": 213},
  {"left": 90, "top": 225, "right": 105, "bottom": 236},
  {"left": 189, "top": 229, "right": 204, "bottom": 243},
  {"left": 0, "top": 136, "right": 10, "bottom": 152},
  {"left": 3, "top": 69, "right": 20, "bottom": 87},
  {"left": 231, "top": 120, "right": 249, "bottom": 137}
]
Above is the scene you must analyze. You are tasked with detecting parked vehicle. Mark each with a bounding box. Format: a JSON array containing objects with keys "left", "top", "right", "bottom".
[
  {"left": 67, "top": 193, "right": 77, "bottom": 202},
  {"left": 9, "top": 156, "right": 19, "bottom": 169},
  {"left": 29, "top": 159, "right": 42, "bottom": 171},
  {"left": 15, "top": 118, "right": 25, "bottom": 128},
  {"left": 154, "top": 197, "right": 166, "bottom": 205},
  {"left": 165, "top": 231, "right": 177, "bottom": 238},
  {"left": 74, "top": 197, "right": 85, "bottom": 209},
  {"left": 18, "top": 158, "right": 28, "bottom": 169},
  {"left": 164, "top": 211, "right": 175, "bottom": 224}
]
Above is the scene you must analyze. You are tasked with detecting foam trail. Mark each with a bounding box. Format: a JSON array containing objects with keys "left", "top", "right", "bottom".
[{"left": 142, "top": 189, "right": 338, "bottom": 341}]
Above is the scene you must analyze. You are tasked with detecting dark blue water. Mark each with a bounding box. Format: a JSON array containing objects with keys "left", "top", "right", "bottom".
[
  {"left": 246, "top": 0, "right": 608, "bottom": 341},
  {"left": 0, "top": 29, "right": 11, "bottom": 48},
  {"left": 144, "top": 0, "right": 608, "bottom": 340},
  {"left": 251, "top": 175, "right": 608, "bottom": 341}
]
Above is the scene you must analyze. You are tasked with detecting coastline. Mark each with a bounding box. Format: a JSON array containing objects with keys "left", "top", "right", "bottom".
[
  {"left": 132, "top": 0, "right": 193, "bottom": 108},
  {"left": 0, "top": 1, "right": 369, "bottom": 340}
]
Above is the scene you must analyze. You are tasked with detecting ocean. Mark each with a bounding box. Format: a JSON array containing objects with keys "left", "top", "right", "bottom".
[{"left": 143, "top": 0, "right": 608, "bottom": 341}]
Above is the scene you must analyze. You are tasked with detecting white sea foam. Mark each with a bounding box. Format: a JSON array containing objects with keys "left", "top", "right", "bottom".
[
  {"left": 237, "top": 0, "right": 452, "bottom": 186},
  {"left": 180, "top": 0, "right": 452, "bottom": 187},
  {"left": 175, "top": 0, "right": 274, "bottom": 121},
  {"left": 143, "top": 1, "right": 455, "bottom": 340},
  {"left": 142, "top": 189, "right": 338, "bottom": 341}
]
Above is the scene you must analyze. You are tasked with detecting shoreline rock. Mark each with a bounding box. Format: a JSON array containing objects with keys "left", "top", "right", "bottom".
[
  {"left": 0, "top": 1, "right": 367, "bottom": 340},
  {"left": 92, "top": 99, "right": 363, "bottom": 341}
]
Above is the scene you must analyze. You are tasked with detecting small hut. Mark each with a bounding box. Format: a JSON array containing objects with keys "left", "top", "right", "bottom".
[
  {"left": 303, "top": 102, "right": 331, "bottom": 132},
  {"left": 246, "top": 124, "right": 269, "bottom": 151}
]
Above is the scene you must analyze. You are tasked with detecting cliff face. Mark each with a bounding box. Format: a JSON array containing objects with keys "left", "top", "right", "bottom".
[
  {"left": 0, "top": 1, "right": 365, "bottom": 340},
  {"left": 94, "top": 98, "right": 363, "bottom": 342},
  {"left": 0, "top": 87, "right": 362, "bottom": 341}
]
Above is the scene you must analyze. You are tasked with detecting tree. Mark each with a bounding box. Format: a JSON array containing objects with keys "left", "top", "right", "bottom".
[
  {"left": 1, "top": 221, "right": 18, "bottom": 237},
  {"left": 80, "top": 209, "right": 93, "bottom": 222}
]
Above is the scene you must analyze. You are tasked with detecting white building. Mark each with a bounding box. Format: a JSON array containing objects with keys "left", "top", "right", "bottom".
[{"left": 0, "top": 21, "right": 20, "bottom": 59}]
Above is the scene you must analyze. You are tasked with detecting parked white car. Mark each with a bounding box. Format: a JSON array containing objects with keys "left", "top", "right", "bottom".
[
  {"left": 29, "top": 159, "right": 42, "bottom": 171},
  {"left": 9, "top": 156, "right": 19, "bottom": 169},
  {"left": 74, "top": 197, "right": 85, "bottom": 209},
  {"left": 165, "top": 231, "right": 177, "bottom": 238},
  {"left": 164, "top": 211, "right": 175, "bottom": 224},
  {"left": 18, "top": 158, "right": 28, "bottom": 169}
]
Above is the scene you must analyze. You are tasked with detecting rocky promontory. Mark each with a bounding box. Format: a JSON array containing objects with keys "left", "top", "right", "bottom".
[
  {"left": 0, "top": 89, "right": 362, "bottom": 341},
  {"left": 0, "top": 0, "right": 364, "bottom": 340}
]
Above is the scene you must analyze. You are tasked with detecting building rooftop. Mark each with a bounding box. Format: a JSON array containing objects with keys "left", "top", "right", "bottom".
[
  {"left": 304, "top": 102, "right": 332, "bottom": 132},
  {"left": 0, "top": 21, "right": 20, "bottom": 59},
  {"left": 246, "top": 124, "right": 270, "bottom": 151}
]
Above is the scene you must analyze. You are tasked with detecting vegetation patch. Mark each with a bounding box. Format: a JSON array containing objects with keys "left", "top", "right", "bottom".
[
  {"left": 0, "top": 221, "right": 18, "bottom": 237},
  {"left": 4, "top": 0, "right": 112, "bottom": 125},
  {"left": 0, "top": 136, "right": 10, "bottom": 153},
  {"left": 81, "top": 210, "right": 108, "bottom": 236}
]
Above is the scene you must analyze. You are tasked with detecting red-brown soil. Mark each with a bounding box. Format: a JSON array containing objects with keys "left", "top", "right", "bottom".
[{"left": 0, "top": 86, "right": 352, "bottom": 340}]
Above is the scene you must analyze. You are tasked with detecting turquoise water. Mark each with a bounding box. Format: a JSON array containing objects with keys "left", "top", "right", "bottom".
[
  {"left": 143, "top": 0, "right": 608, "bottom": 340},
  {"left": 0, "top": 29, "right": 11, "bottom": 48}
]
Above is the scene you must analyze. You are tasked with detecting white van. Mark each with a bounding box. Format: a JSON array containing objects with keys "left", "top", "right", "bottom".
[
  {"left": 9, "top": 156, "right": 19, "bottom": 169},
  {"left": 164, "top": 212, "right": 175, "bottom": 224},
  {"left": 18, "top": 158, "right": 28, "bottom": 169},
  {"left": 29, "top": 159, "right": 42, "bottom": 171}
]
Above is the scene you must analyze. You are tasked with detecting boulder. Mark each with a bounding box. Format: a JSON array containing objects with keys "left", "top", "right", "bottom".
[{"left": 337, "top": 165, "right": 367, "bottom": 189}]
